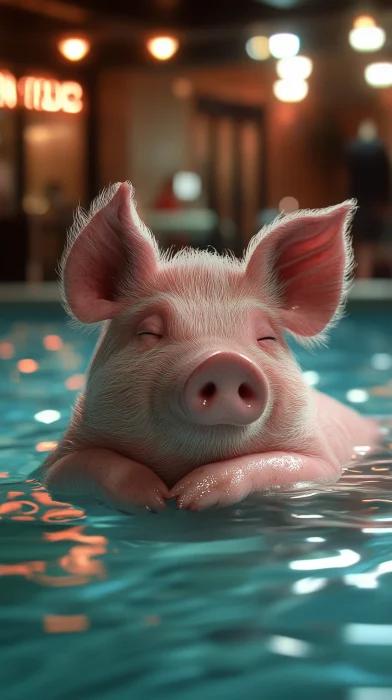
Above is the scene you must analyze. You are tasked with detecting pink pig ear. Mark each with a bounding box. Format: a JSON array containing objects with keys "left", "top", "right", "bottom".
[
  {"left": 245, "top": 200, "right": 356, "bottom": 340},
  {"left": 61, "top": 182, "right": 158, "bottom": 323}
]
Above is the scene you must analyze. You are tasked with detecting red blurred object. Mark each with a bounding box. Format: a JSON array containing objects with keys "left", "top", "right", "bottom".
[{"left": 154, "top": 177, "right": 181, "bottom": 210}]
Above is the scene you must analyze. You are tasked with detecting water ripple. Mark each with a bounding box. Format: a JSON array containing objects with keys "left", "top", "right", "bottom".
[{"left": 1, "top": 306, "right": 392, "bottom": 699}]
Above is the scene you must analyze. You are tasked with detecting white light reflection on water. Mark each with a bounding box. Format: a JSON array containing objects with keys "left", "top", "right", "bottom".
[
  {"left": 349, "top": 690, "right": 392, "bottom": 700},
  {"left": 34, "top": 410, "right": 61, "bottom": 424},
  {"left": 268, "top": 635, "right": 312, "bottom": 657},
  {"left": 292, "top": 577, "right": 327, "bottom": 595},
  {"left": 1, "top": 311, "right": 392, "bottom": 699},
  {"left": 371, "top": 353, "right": 392, "bottom": 370},
  {"left": 290, "top": 549, "right": 361, "bottom": 571},
  {"left": 343, "top": 623, "right": 392, "bottom": 645},
  {"left": 346, "top": 389, "right": 370, "bottom": 403},
  {"left": 303, "top": 370, "right": 320, "bottom": 386}
]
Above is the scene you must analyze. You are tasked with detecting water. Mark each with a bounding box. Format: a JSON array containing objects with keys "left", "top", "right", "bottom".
[{"left": 1, "top": 303, "right": 392, "bottom": 700}]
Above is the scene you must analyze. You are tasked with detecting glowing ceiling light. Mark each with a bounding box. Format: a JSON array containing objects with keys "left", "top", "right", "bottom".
[
  {"left": 365, "top": 62, "right": 392, "bottom": 87},
  {"left": 273, "top": 78, "right": 308, "bottom": 102},
  {"left": 58, "top": 38, "right": 90, "bottom": 62},
  {"left": 349, "top": 15, "right": 386, "bottom": 52},
  {"left": 246, "top": 36, "right": 270, "bottom": 61},
  {"left": 147, "top": 36, "right": 179, "bottom": 61},
  {"left": 276, "top": 55, "right": 313, "bottom": 80},
  {"left": 269, "top": 33, "right": 300, "bottom": 59},
  {"left": 354, "top": 15, "right": 376, "bottom": 29},
  {"left": 349, "top": 26, "right": 386, "bottom": 52}
]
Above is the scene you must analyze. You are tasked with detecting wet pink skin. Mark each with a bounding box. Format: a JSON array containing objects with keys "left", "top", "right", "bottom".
[{"left": 39, "top": 182, "right": 381, "bottom": 513}]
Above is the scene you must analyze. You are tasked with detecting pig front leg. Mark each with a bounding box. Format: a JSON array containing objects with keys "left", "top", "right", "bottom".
[
  {"left": 43, "top": 448, "right": 169, "bottom": 513},
  {"left": 170, "top": 452, "right": 340, "bottom": 510}
]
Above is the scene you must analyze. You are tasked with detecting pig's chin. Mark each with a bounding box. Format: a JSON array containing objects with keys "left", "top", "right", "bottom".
[{"left": 134, "top": 419, "right": 264, "bottom": 485}]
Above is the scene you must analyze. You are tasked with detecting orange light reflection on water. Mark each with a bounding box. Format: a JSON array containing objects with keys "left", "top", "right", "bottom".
[
  {"left": 36, "top": 441, "right": 58, "bottom": 452},
  {"left": 44, "top": 614, "right": 90, "bottom": 633},
  {"left": 17, "top": 359, "right": 38, "bottom": 373},
  {"left": 0, "top": 486, "right": 108, "bottom": 586},
  {"left": 0, "top": 342, "right": 15, "bottom": 359},
  {"left": 65, "top": 373, "right": 85, "bottom": 390},
  {"left": 43, "top": 335, "right": 63, "bottom": 351}
]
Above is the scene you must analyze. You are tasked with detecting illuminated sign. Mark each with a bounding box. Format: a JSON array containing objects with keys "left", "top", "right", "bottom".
[{"left": 0, "top": 70, "right": 83, "bottom": 114}]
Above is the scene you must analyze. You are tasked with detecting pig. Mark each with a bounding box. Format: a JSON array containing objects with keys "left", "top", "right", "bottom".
[{"left": 38, "top": 181, "right": 379, "bottom": 512}]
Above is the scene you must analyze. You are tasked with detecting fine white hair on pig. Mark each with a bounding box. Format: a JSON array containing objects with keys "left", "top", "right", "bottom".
[
  {"left": 60, "top": 181, "right": 356, "bottom": 348},
  {"left": 243, "top": 199, "right": 357, "bottom": 349}
]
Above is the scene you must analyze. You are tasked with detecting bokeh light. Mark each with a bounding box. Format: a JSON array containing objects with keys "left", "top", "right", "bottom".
[
  {"left": 58, "top": 38, "right": 90, "bottom": 62},
  {"left": 346, "top": 389, "right": 370, "bottom": 403},
  {"left": 276, "top": 56, "right": 313, "bottom": 80},
  {"left": 279, "top": 196, "right": 299, "bottom": 213},
  {"left": 22, "top": 195, "right": 50, "bottom": 216},
  {"left": 17, "top": 359, "right": 38, "bottom": 373},
  {"left": 147, "top": 36, "right": 179, "bottom": 60},
  {"left": 365, "top": 63, "right": 392, "bottom": 87},
  {"left": 44, "top": 614, "right": 90, "bottom": 633},
  {"left": 44, "top": 335, "right": 63, "bottom": 351},
  {"left": 172, "top": 77, "right": 193, "bottom": 98},
  {"left": 269, "top": 33, "right": 300, "bottom": 59},
  {"left": 349, "top": 15, "right": 385, "bottom": 52},
  {"left": 371, "top": 353, "right": 392, "bottom": 370},
  {"left": 34, "top": 410, "right": 61, "bottom": 424},
  {"left": 246, "top": 36, "right": 270, "bottom": 61},
  {"left": 36, "top": 441, "right": 58, "bottom": 453},
  {"left": 65, "top": 374, "right": 85, "bottom": 390},
  {"left": 0, "top": 342, "right": 15, "bottom": 359},
  {"left": 173, "top": 172, "right": 202, "bottom": 201},
  {"left": 273, "top": 79, "right": 308, "bottom": 102},
  {"left": 354, "top": 15, "right": 376, "bottom": 29},
  {"left": 349, "top": 26, "right": 386, "bottom": 52}
]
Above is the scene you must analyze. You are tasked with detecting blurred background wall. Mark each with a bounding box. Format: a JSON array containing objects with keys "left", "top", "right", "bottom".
[{"left": 0, "top": 0, "right": 392, "bottom": 281}]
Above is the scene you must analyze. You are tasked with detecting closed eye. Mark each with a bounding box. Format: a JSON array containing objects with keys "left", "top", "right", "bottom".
[
  {"left": 137, "top": 331, "right": 163, "bottom": 338},
  {"left": 257, "top": 336, "right": 277, "bottom": 342}
]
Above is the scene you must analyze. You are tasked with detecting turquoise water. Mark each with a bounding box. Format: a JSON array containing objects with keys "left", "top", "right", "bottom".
[{"left": 1, "top": 303, "right": 392, "bottom": 700}]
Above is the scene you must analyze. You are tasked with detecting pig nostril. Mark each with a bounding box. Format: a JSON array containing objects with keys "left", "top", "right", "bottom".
[
  {"left": 238, "top": 383, "right": 257, "bottom": 402},
  {"left": 199, "top": 382, "right": 217, "bottom": 401}
]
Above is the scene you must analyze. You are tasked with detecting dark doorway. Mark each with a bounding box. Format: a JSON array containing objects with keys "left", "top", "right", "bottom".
[{"left": 192, "top": 97, "right": 267, "bottom": 256}]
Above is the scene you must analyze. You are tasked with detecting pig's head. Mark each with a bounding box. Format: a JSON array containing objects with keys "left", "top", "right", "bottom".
[{"left": 61, "top": 182, "right": 355, "bottom": 485}]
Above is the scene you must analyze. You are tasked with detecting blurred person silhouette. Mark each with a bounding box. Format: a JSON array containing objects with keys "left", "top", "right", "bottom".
[{"left": 344, "top": 120, "right": 391, "bottom": 278}]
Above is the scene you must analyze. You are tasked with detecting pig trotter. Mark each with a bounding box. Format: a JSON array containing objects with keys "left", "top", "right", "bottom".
[
  {"left": 170, "top": 451, "right": 339, "bottom": 510},
  {"left": 43, "top": 448, "right": 170, "bottom": 513}
]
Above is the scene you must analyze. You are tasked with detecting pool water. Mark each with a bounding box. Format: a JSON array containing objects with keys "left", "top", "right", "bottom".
[{"left": 1, "top": 303, "right": 392, "bottom": 700}]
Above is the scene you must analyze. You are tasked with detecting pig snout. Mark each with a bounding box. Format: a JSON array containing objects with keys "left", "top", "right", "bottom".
[{"left": 182, "top": 352, "right": 268, "bottom": 426}]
